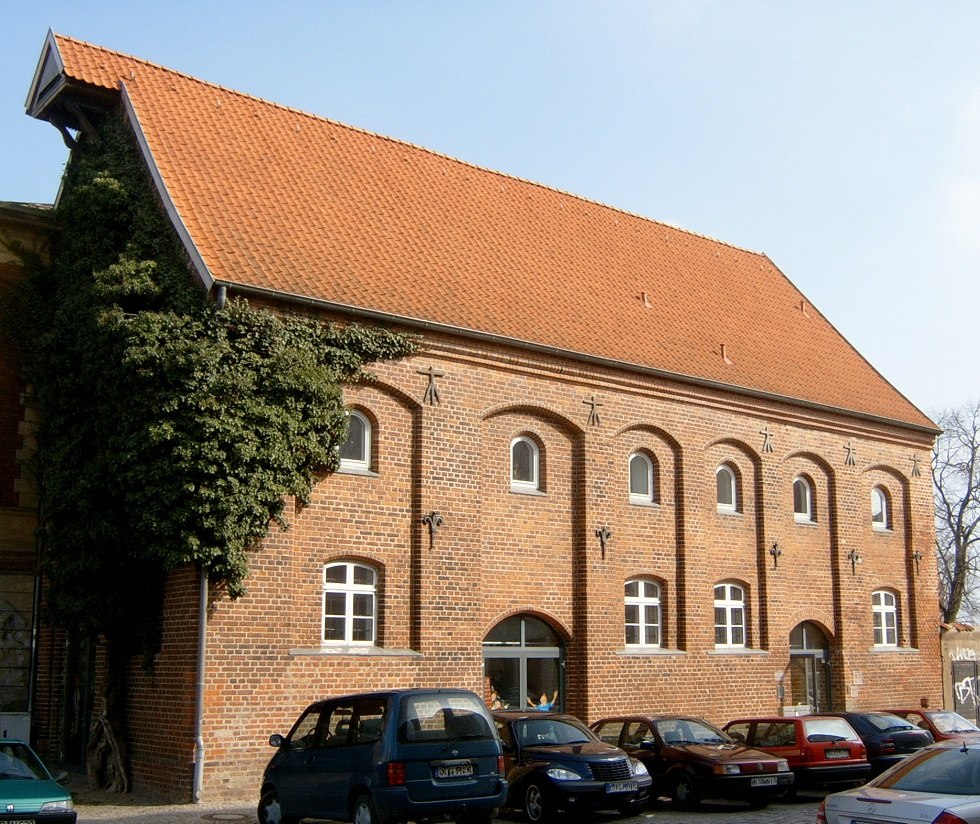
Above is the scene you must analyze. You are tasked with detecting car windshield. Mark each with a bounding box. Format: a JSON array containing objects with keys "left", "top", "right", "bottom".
[
  {"left": 863, "top": 713, "right": 915, "bottom": 732},
  {"left": 928, "top": 711, "right": 980, "bottom": 734},
  {"left": 0, "top": 743, "right": 49, "bottom": 780},
  {"left": 655, "top": 718, "right": 731, "bottom": 745},
  {"left": 398, "top": 694, "right": 495, "bottom": 743},
  {"left": 514, "top": 718, "right": 595, "bottom": 747},
  {"left": 875, "top": 746, "right": 980, "bottom": 795},
  {"left": 804, "top": 718, "right": 860, "bottom": 743}
]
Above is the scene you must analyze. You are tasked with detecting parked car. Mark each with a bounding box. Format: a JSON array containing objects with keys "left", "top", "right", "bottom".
[
  {"left": 258, "top": 688, "right": 507, "bottom": 824},
  {"left": 884, "top": 708, "right": 980, "bottom": 742},
  {"left": 814, "top": 711, "right": 934, "bottom": 776},
  {"left": 0, "top": 737, "right": 77, "bottom": 823},
  {"left": 590, "top": 713, "right": 793, "bottom": 809},
  {"left": 492, "top": 710, "right": 652, "bottom": 822},
  {"left": 723, "top": 715, "right": 870, "bottom": 794},
  {"left": 818, "top": 739, "right": 980, "bottom": 824}
]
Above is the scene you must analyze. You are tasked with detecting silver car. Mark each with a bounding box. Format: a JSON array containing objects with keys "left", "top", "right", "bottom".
[{"left": 818, "top": 739, "right": 980, "bottom": 824}]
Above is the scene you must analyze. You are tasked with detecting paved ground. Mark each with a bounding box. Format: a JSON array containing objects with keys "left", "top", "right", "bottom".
[{"left": 71, "top": 786, "right": 822, "bottom": 824}]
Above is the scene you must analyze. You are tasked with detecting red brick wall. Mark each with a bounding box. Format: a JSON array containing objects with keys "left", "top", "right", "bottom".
[{"left": 105, "top": 329, "right": 939, "bottom": 800}]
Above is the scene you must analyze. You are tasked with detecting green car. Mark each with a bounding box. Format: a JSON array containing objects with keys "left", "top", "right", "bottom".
[{"left": 0, "top": 738, "right": 77, "bottom": 823}]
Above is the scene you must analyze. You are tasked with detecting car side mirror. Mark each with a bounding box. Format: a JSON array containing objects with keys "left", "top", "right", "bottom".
[
  {"left": 52, "top": 770, "right": 69, "bottom": 783},
  {"left": 501, "top": 741, "right": 514, "bottom": 753},
  {"left": 639, "top": 740, "right": 656, "bottom": 750},
  {"left": 269, "top": 733, "right": 287, "bottom": 748},
  {"left": 728, "top": 732, "right": 746, "bottom": 743}
]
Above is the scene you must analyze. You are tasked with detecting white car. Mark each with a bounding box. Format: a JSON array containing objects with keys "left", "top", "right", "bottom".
[{"left": 818, "top": 739, "right": 980, "bottom": 824}]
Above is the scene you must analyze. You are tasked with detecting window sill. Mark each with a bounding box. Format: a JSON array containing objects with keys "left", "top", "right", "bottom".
[
  {"left": 716, "top": 507, "right": 742, "bottom": 517},
  {"left": 629, "top": 498, "right": 659, "bottom": 508},
  {"left": 290, "top": 645, "right": 420, "bottom": 658},
  {"left": 510, "top": 485, "right": 545, "bottom": 496},
  {"left": 794, "top": 516, "right": 817, "bottom": 526},
  {"left": 707, "top": 647, "right": 768, "bottom": 656},
  {"left": 336, "top": 465, "right": 379, "bottom": 478},
  {"left": 870, "top": 645, "right": 919, "bottom": 654},
  {"left": 617, "top": 646, "right": 684, "bottom": 657}
]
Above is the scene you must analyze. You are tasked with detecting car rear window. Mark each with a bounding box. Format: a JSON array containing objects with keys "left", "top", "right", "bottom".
[
  {"left": 803, "top": 718, "right": 860, "bottom": 743},
  {"left": 398, "top": 693, "right": 495, "bottom": 742},
  {"left": 876, "top": 746, "right": 980, "bottom": 795}
]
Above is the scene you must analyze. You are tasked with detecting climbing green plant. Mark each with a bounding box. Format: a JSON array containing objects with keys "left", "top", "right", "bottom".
[{"left": 6, "top": 113, "right": 413, "bottom": 788}]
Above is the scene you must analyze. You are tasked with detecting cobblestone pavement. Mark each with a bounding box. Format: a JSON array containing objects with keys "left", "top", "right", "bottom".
[{"left": 73, "top": 792, "right": 823, "bottom": 824}]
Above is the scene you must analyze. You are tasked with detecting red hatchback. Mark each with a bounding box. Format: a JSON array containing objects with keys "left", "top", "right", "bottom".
[
  {"left": 723, "top": 716, "right": 870, "bottom": 794},
  {"left": 884, "top": 708, "right": 980, "bottom": 742}
]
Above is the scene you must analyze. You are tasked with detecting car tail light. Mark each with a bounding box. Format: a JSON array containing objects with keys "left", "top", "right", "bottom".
[
  {"left": 801, "top": 744, "right": 814, "bottom": 763},
  {"left": 933, "top": 812, "right": 969, "bottom": 824},
  {"left": 386, "top": 761, "right": 406, "bottom": 786},
  {"left": 875, "top": 737, "right": 896, "bottom": 754},
  {"left": 816, "top": 798, "right": 827, "bottom": 824},
  {"left": 497, "top": 755, "right": 505, "bottom": 775}
]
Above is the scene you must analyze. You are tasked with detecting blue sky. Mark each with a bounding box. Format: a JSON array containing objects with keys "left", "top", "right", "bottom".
[{"left": 3, "top": 1, "right": 978, "bottom": 418}]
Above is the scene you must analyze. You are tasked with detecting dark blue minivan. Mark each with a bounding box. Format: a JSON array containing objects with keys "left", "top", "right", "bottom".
[{"left": 258, "top": 688, "right": 507, "bottom": 824}]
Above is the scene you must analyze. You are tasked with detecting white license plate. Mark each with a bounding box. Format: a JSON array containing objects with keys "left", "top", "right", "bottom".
[
  {"left": 606, "top": 780, "right": 638, "bottom": 793},
  {"left": 435, "top": 761, "right": 474, "bottom": 778},
  {"left": 750, "top": 775, "right": 778, "bottom": 786},
  {"left": 826, "top": 748, "right": 849, "bottom": 759}
]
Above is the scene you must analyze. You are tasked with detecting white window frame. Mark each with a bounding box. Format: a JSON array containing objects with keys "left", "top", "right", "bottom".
[
  {"left": 629, "top": 453, "right": 655, "bottom": 504},
  {"left": 625, "top": 578, "right": 661, "bottom": 647},
  {"left": 714, "top": 582, "right": 746, "bottom": 648},
  {"left": 338, "top": 410, "right": 372, "bottom": 472},
  {"left": 871, "top": 486, "right": 890, "bottom": 531},
  {"left": 322, "top": 561, "right": 378, "bottom": 645},
  {"left": 716, "top": 464, "right": 738, "bottom": 512},
  {"left": 872, "top": 589, "right": 898, "bottom": 647},
  {"left": 793, "top": 476, "right": 815, "bottom": 523},
  {"left": 510, "top": 436, "right": 540, "bottom": 491}
]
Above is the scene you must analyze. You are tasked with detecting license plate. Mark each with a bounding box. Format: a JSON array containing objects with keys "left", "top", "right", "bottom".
[
  {"left": 826, "top": 748, "right": 849, "bottom": 759},
  {"left": 435, "top": 761, "right": 474, "bottom": 778},
  {"left": 750, "top": 775, "right": 778, "bottom": 786},
  {"left": 606, "top": 780, "right": 638, "bottom": 793}
]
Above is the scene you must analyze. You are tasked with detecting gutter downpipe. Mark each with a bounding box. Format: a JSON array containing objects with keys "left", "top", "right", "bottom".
[{"left": 192, "top": 566, "right": 207, "bottom": 802}]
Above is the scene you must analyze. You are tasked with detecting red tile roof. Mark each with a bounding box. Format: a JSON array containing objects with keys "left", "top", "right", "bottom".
[{"left": 30, "top": 33, "right": 935, "bottom": 432}]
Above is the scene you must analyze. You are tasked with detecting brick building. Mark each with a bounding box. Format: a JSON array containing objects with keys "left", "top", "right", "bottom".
[{"left": 21, "top": 32, "right": 940, "bottom": 800}]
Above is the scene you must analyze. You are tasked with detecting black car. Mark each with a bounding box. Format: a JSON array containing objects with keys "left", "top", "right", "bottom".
[
  {"left": 814, "top": 711, "right": 934, "bottom": 776},
  {"left": 591, "top": 713, "right": 793, "bottom": 809},
  {"left": 492, "top": 710, "right": 652, "bottom": 822},
  {"left": 259, "top": 689, "right": 507, "bottom": 824}
]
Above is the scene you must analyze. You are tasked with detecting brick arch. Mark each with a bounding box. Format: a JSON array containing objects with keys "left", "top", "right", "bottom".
[
  {"left": 480, "top": 608, "right": 573, "bottom": 643},
  {"left": 706, "top": 435, "right": 761, "bottom": 464},
  {"left": 482, "top": 402, "right": 584, "bottom": 438},
  {"left": 348, "top": 376, "right": 422, "bottom": 413}
]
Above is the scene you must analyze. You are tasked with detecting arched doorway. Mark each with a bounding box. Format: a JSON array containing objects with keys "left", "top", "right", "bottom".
[
  {"left": 483, "top": 614, "right": 564, "bottom": 712},
  {"left": 787, "top": 622, "right": 832, "bottom": 712}
]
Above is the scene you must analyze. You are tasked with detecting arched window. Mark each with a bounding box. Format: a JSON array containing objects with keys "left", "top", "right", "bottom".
[
  {"left": 714, "top": 582, "right": 746, "bottom": 647},
  {"left": 625, "top": 578, "right": 661, "bottom": 647},
  {"left": 338, "top": 410, "right": 372, "bottom": 471},
  {"left": 629, "top": 453, "right": 655, "bottom": 504},
  {"left": 871, "top": 486, "right": 891, "bottom": 531},
  {"left": 323, "top": 561, "right": 378, "bottom": 644},
  {"left": 510, "top": 436, "right": 540, "bottom": 491},
  {"left": 872, "top": 589, "right": 898, "bottom": 647},
  {"left": 793, "top": 476, "right": 815, "bottom": 522},
  {"left": 716, "top": 464, "right": 738, "bottom": 512}
]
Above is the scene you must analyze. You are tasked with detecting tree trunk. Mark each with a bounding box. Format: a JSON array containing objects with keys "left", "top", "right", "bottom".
[{"left": 85, "top": 639, "right": 130, "bottom": 793}]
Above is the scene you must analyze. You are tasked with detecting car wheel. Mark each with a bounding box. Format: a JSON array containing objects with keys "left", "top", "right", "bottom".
[
  {"left": 671, "top": 771, "right": 700, "bottom": 810},
  {"left": 257, "top": 789, "right": 299, "bottom": 824},
  {"left": 352, "top": 792, "right": 389, "bottom": 824},
  {"left": 523, "top": 779, "right": 555, "bottom": 823}
]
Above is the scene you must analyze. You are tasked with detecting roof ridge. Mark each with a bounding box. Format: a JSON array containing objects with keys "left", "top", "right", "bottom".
[{"left": 53, "top": 33, "right": 764, "bottom": 258}]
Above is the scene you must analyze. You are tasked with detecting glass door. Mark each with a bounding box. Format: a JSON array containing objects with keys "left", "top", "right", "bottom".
[{"left": 483, "top": 614, "right": 564, "bottom": 711}]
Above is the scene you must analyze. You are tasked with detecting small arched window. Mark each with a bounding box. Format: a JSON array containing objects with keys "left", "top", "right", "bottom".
[
  {"left": 629, "top": 453, "right": 655, "bottom": 504},
  {"left": 716, "top": 464, "right": 738, "bottom": 512},
  {"left": 323, "top": 561, "right": 378, "bottom": 644},
  {"left": 511, "top": 436, "right": 540, "bottom": 491},
  {"left": 714, "top": 582, "right": 746, "bottom": 647},
  {"left": 793, "top": 477, "right": 815, "bottom": 522},
  {"left": 871, "top": 486, "right": 891, "bottom": 531},
  {"left": 872, "top": 589, "right": 898, "bottom": 647},
  {"left": 339, "top": 410, "right": 372, "bottom": 471},
  {"left": 625, "top": 578, "right": 661, "bottom": 647}
]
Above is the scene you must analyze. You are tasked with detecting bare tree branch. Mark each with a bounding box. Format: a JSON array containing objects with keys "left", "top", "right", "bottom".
[{"left": 933, "top": 400, "right": 980, "bottom": 623}]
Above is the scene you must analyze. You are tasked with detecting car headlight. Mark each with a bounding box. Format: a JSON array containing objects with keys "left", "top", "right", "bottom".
[
  {"left": 776, "top": 760, "right": 790, "bottom": 772},
  {"left": 713, "top": 763, "right": 742, "bottom": 775},
  {"left": 40, "top": 799, "right": 74, "bottom": 812},
  {"left": 630, "top": 758, "right": 649, "bottom": 776},
  {"left": 546, "top": 767, "right": 583, "bottom": 781}
]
